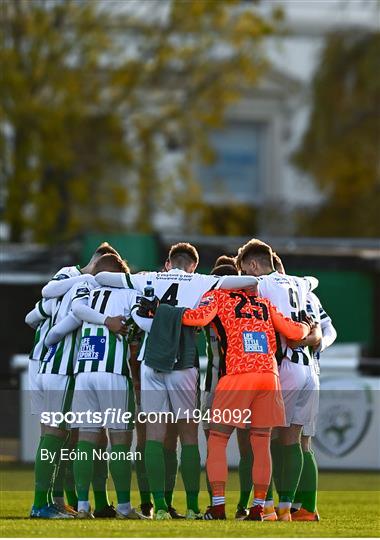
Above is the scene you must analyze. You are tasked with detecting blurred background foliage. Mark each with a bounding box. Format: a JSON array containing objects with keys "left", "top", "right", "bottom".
[
  {"left": 1, "top": 0, "right": 379, "bottom": 244},
  {"left": 0, "top": 0, "right": 282, "bottom": 243},
  {"left": 293, "top": 31, "right": 380, "bottom": 237}
]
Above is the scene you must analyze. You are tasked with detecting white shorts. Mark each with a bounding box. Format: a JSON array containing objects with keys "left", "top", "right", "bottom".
[
  {"left": 279, "top": 358, "right": 320, "bottom": 436},
  {"left": 141, "top": 362, "right": 199, "bottom": 419},
  {"left": 37, "top": 373, "right": 75, "bottom": 428},
  {"left": 71, "top": 372, "right": 135, "bottom": 431},
  {"left": 29, "top": 361, "right": 43, "bottom": 415}
]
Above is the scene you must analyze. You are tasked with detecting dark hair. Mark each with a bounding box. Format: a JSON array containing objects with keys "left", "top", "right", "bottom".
[
  {"left": 168, "top": 242, "right": 199, "bottom": 268},
  {"left": 214, "top": 255, "right": 236, "bottom": 269},
  {"left": 211, "top": 264, "right": 238, "bottom": 276},
  {"left": 93, "top": 254, "right": 129, "bottom": 274},
  {"left": 236, "top": 239, "right": 274, "bottom": 271},
  {"left": 94, "top": 242, "right": 121, "bottom": 258}
]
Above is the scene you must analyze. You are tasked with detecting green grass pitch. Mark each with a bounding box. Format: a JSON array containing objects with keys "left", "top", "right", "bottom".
[{"left": 1, "top": 465, "right": 379, "bottom": 537}]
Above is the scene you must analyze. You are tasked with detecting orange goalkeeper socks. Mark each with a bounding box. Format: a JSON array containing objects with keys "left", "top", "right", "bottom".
[
  {"left": 206, "top": 430, "right": 230, "bottom": 506},
  {"left": 250, "top": 430, "right": 271, "bottom": 502}
]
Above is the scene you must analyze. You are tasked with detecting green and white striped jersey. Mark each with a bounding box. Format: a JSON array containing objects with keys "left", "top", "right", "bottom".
[
  {"left": 29, "top": 299, "right": 53, "bottom": 362},
  {"left": 39, "top": 281, "right": 86, "bottom": 376},
  {"left": 75, "top": 286, "right": 138, "bottom": 376}
]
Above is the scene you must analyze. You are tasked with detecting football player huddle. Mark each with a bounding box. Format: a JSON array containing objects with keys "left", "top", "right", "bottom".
[{"left": 25, "top": 239, "right": 336, "bottom": 521}]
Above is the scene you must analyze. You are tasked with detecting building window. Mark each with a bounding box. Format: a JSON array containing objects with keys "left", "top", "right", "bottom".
[{"left": 200, "top": 121, "right": 266, "bottom": 204}]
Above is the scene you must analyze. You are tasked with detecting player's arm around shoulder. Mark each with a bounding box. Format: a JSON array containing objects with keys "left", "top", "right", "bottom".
[
  {"left": 182, "top": 290, "right": 219, "bottom": 327},
  {"left": 310, "top": 292, "right": 337, "bottom": 352},
  {"left": 269, "top": 301, "right": 312, "bottom": 341},
  {"left": 41, "top": 266, "right": 94, "bottom": 299},
  {"left": 43, "top": 281, "right": 89, "bottom": 346},
  {"left": 95, "top": 271, "right": 127, "bottom": 288},
  {"left": 25, "top": 298, "right": 53, "bottom": 329},
  {"left": 217, "top": 274, "right": 258, "bottom": 292},
  {"left": 95, "top": 271, "right": 152, "bottom": 292},
  {"left": 44, "top": 311, "right": 81, "bottom": 347},
  {"left": 71, "top": 284, "right": 128, "bottom": 335}
]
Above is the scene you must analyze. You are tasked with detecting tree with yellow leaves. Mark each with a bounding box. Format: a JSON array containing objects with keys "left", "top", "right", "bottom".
[{"left": 1, "top": 0, "right": 281, "bottom": 243}]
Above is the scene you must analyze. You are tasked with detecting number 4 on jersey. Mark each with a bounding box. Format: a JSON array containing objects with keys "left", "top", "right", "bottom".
[{"left": 161, "top": 283, "right": 179, "bottom": 306}]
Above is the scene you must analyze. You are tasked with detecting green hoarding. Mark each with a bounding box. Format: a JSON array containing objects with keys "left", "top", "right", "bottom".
[
  {"left": 81, "top": 233, "right": 159, "bottom": 272},
  {"left": 288, "top": 268, "right": 374, "bottom": 346}
]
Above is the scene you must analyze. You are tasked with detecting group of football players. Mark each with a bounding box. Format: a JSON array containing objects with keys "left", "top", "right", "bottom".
[{"left": 25, "top": 238, "right": 336, "bottom": 521}]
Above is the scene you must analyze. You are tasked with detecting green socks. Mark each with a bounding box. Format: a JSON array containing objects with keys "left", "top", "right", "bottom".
[
  {"left": 135, "top": 445, "right": 151, "bottom": 505},
  {"left": 266, "top": 478, "right": 273, "bottom": 502},
  {"left": 180, "top": 444, "right": 200, "bottom": 514},
  {"left": 64, "top": 455, "right": 78, "bottom": 509},
  {"left": 266, "top": 438, "right": 283, "bottom": 501},
  {"left": 294, "top": 450, "right": 318, "bottom": 512},
  {"left": 145, "top": 440, "right": 167, "bottom": 512},
  {"left": 74, "top": 440, "right": 96, "bottom": 503},
  {"left": 33, "top": 434, "right": 65, "bottom": 509},
  {"left": 53, "top": 441, "right": 78, "bottom": 508},
  {"left": 237, "top": 451, "right": 253, "bottom": 509},
  {"left": 279, "top": 443, "right": 304, "bottom": 503},
  {"left": 52, "top": 453, "right": 65, "bottom": 501},
  {"left": 164, "top": 448, "right": 178, "bottom": 508},
  {"left": 92, "top": 445, "right": 110, "bottom": 511},
  {"left": 144, "top": 442, "right": 200, "bottom": 513},
  {"left": 109, "top": 444, "right": 132, "bottom": 504}
]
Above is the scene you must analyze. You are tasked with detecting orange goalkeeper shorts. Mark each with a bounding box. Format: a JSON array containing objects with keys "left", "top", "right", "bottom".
[{"left": 211, "top": 371, "right": 285, "bottom": 429}]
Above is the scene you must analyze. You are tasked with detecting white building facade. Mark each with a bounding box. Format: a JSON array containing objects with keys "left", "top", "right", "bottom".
[{"left": 154, "top": 0, "right": 378, "bottom": 235}]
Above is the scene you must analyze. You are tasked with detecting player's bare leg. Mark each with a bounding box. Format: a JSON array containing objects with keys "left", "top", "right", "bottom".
[{"left": 292, "top": 434, "right": 319, "bottom": 521}]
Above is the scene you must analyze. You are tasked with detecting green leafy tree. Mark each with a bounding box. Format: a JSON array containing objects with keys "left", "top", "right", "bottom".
[
  {"left": 293, "top": 31, "right": 380, "bottom": 237},
  {"left": 1, "top": 0, "right": 281, "bottom": 243}
]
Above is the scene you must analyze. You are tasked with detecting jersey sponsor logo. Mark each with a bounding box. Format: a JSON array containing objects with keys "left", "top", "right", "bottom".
[
  {"left": 242, "top": 332, "right": 268, "bottom": 354},
  {"left": 156, "top": 273, "right": 192, "bottom": 281},
  {"left": 76, "top": 287, "right": 90, "bottom": 296},
  {"left": 74, "top": 287, "right": 90, "bottom": 300},
  {"left": 78, "top": 336, "right": 106, "bottom": 361},
  {"left": 53, "top": 273, "right": 70, "bottom": 281},
  {"left": 42, "top": 344, "right": 57, "bottom": 362},
  {"left": 199, "top": 296, "right": 213, "bottom": 307}
]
